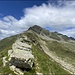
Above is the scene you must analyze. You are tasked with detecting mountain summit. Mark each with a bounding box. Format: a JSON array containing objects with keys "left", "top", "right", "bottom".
[
  {"left": 28, "top": 25, "right": 75, "bottom": 41},
  {"left": 0, "top": 25, "right": 75, "bottom": 75}
]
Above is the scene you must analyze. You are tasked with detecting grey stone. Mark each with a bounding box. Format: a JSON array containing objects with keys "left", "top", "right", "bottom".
[{"left": 8, "top": 36, "right": 34, "bottom": 74}]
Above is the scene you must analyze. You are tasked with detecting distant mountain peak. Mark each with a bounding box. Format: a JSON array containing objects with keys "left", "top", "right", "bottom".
[
  {"left": 28, "top": 25, "right": 75, "bottom": 41},
  {"left": 28, "top": 25, "right": 43, "bottom": 34},
  {"left": 28, "top": 25, "right": 43, "bottom": 30}
]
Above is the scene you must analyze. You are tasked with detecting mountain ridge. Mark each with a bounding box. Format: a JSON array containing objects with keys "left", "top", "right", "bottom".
[
  {"left": 0, "top": 25, "right": 75, "bottom": 75},
  {"left": 28, "top": 25, "right": 75, "bottom": 41}
]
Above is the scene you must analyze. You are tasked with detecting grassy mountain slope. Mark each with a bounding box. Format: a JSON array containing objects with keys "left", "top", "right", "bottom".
[
  {"left": 0, "top": 36, "right": 17, "bottom": 75},
  {"left": 0, "top": 25, "right": 75, "bottom": 74},
  {"left": 32, "top": 44, "right": 69, "bottom": 75},
  {"left": 27, "top": 25, "right": 75, "bottom": 74}
]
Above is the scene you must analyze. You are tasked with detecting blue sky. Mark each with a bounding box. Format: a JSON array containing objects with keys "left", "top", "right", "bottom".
[
  {"left": 0, "top": 0, "right": 47, "bottom": 19},
  {"left": 0, "top": 0, "right": 75, "bottom": 40}
]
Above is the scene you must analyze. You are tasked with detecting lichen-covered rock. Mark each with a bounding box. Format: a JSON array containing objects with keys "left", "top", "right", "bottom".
[
  {"left": 9, "top": 50, "right": 34, "bottom": 69},
  {"left": 8, "top": 36, "right": 34, "bottom": 75},
  {"left": 8, "top": 50, "right": 13, "bottom": 56},
  {"left": 10, "top": 65, "right": 24, "bottom": 75},
  {"left": 3, "top": 56, "right": 8, "bottom": 67}
]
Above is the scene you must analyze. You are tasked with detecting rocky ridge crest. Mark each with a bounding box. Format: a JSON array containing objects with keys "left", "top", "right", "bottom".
[{"left": 3, "top": 35, "right": 34, "bottom": 75}]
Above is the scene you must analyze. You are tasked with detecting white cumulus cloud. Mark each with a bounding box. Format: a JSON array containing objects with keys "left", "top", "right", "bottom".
[{"left": 0, "top": 1, "right": 75, "bottom": 40}]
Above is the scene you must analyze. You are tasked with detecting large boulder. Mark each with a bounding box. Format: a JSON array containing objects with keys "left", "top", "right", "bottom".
[
  {"left": 8, "top": 36, "right": 34, "bottom": 72},
  {"left": 9, "top": 50, "right": 34, "bottom": 69}
]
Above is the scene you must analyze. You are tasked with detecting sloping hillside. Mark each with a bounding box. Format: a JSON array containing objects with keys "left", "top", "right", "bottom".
[
  {"left": 0, "top": 35, "right": 17, "bottom": 75},
  {"left": 0, "top": 25, "right": 75, "bottom": 75},
  {"left": 27, "top": 25, "right": 75, "bottom": 74}
]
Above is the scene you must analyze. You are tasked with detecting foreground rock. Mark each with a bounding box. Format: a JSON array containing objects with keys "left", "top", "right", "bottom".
[{"left": 7, "top": 36, "right": 34, "bottom": 75}]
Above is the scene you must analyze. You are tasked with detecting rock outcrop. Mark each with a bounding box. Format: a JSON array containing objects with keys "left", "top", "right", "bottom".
[
  {"left": 8, "top": 36, "right": 34, "bottom": 75},
  {"left": 3, "top": 56, "right": 8, "bottom": 67}
]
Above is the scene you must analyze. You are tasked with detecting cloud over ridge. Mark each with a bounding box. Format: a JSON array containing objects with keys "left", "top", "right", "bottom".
[{"left": 0, "top": 1, "right": 75, "bottom": 39}]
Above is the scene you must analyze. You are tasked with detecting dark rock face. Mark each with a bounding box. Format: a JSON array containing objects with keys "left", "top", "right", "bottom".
[
  {"left": 28, "top": 25, "right": 43, "bottom": 34},
  {"left": 9, "top": 57, "right": 32, "bottom": 70},
  {"left": 69, "top": 37, "right": 75, "bottom": 40}
]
